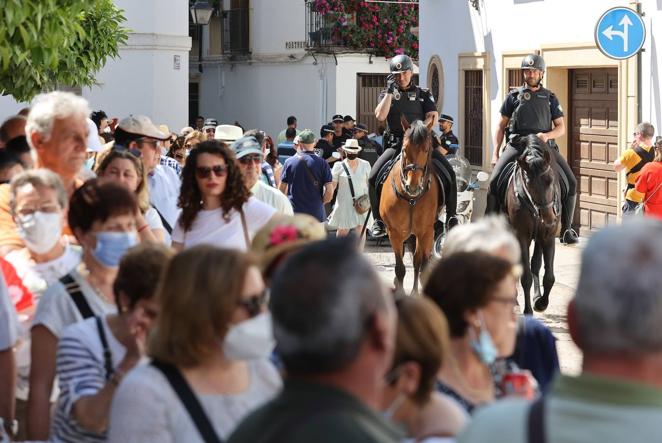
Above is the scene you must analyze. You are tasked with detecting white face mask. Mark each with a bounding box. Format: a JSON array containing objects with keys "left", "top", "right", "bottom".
[
  {"left": 222, "top": 312, "right": 275, "bottom": 361},
  {"left": 16, "top": 211, "right": 62, "bottom": 254}
]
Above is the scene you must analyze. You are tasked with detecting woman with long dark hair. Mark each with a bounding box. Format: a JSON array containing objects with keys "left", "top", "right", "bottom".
[{"left": 171, "top": 140, "right": 276, "bottom": 251}]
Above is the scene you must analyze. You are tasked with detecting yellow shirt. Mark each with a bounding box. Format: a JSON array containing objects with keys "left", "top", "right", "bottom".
[{"left": 619, "top": 144, "right": 653, "bottom": 202}]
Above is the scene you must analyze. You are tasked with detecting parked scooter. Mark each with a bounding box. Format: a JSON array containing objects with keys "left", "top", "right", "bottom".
[{"left": 433, "top": 145, "right": 488, "bottom": 258}]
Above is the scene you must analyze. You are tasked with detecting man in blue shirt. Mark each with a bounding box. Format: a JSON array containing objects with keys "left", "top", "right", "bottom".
[
  {"left": 277, "top": 127, "right": 297, "bottom": 165},
  {"left": 279, "top": 129, "right": 334, "bottom": 222}
]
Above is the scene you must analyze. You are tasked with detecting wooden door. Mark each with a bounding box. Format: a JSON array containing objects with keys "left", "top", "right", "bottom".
[{"left": 569, "top": 68, "right": 619, "bottom": 232}]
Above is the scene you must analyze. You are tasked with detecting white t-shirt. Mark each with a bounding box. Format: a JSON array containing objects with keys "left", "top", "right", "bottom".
[
  {"left": 32, "top": 269, "right": 116, "bottom": 339},
  {"left": 251, "top": 181, "right": 294, "bottom": 215},
  {"left": 52, "top": 316, "right": 127, "bottom": 443},
  {"left": 171, "top": 197, "right": 276, "bottom": 251}
]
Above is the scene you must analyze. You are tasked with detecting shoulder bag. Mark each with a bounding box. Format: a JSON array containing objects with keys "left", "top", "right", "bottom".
[
  {"left": 151, "top": 359, "right": 224, "bottom": 443},
  {"left": 634, "top": 181, "right": 662, "bottom": 216},
  {"left": 341, "top": 161, "right": 370, "bottom": 215}
]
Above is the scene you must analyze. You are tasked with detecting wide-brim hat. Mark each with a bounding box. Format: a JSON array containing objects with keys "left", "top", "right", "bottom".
[
  {"left": 251, "top": 214, "right": 327, "bottom": 274},
  {"left": 214, "top": 124, "right": 244, "bottom": 143},
  {"left": 343, "top": 138, "right": 362, "bottom": 153},
  {"left": 118, "top": 115, "right": 169, "bottom": 141}
]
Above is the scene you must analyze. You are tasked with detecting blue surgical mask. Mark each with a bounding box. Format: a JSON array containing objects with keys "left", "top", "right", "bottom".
[
  {"left": 469, "top": 313, "right": 498, "bottom": 365},
  {"left": 92, "top": 231, "right": 138, "bottom": 267}
]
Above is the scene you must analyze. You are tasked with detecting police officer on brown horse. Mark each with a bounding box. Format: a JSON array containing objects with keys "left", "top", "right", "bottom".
[
  {"left": 486, "top": 54, "right": 579, "bottom": 245},
  {"left": 368, "top": 54, "right": 458, "bottom": 238}
]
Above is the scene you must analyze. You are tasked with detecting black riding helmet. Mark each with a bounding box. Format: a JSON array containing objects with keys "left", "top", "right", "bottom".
[
  {"left": 390, "top": 55, "right": 413, "bottom": 74},
  {"left": 521, "top": 54, "right": 545, "bottom": 71}
]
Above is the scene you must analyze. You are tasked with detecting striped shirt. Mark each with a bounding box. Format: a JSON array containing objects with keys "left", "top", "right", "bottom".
[{"left": 52, "top": 316, "right": 126, "bottom": 443}]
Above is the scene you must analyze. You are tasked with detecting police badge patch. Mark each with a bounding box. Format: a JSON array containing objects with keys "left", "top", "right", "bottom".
[
  {"left": 314, "top": 148, "right": 323, "bottom": 157},
  {"left": 523, "top": 92, "right": 531, "bottom": 101}
]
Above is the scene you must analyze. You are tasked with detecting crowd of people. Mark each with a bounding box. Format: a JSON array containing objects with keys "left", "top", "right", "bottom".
[{"left": 0, "top": 90, "right": 660, "bottom": 443}]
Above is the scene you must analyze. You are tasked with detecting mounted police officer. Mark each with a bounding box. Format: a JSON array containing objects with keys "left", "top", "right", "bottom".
[
  {"left": 486, "top": 54, "right": 579, "bottom": 245},
  {"left": 368, "top": 54, "right": 458, "bottom": 238}
]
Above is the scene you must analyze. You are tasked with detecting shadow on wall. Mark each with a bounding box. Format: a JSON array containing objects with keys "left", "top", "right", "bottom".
[{"left": 652, "top": 33, "right": 661, "bottom": 128}]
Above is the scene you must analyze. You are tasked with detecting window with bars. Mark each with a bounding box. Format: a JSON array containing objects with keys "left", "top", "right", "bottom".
[
  {"left": 508, "top": 69, "right": 523, "bottom": 92},
  {"left": 222, "top": 0, "right": 250, "bottom": 55},
  {"left": 464, "top": 70, "right": 483, "bottom": 166}
]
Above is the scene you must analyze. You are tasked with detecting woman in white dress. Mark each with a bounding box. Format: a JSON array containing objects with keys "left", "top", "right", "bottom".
[{"left": 328, "top": 139, "right": 371, "bottom": 249}]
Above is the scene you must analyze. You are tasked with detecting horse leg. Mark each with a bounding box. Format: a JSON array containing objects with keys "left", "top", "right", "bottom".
[
  {"left": 534, "top": 238, "right": 556, "bottom": 312},
  {"left": 412, "top": 228, "right": 434, "bottom": 296},
  {"left": 530, "top": 241, "right": 543, "bottom": 303},
  {"left": 519, "top": 238, "right": 534, "bottom": 315},
  {"left": 391, "top": 234, "right": 407, "bottom": 297}
]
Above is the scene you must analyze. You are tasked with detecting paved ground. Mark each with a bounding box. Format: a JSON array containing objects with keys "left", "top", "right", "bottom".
[{"left": 364, "top": 236, "right": 584, "bottom": 375}]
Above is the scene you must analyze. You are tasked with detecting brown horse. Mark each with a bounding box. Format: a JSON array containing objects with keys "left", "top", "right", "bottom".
[
  {"left": 503, "top": 135, "right": 560, "bottom": 314},
  {"left": 380, "top": 119, "right": 440, "bottom": 296}
]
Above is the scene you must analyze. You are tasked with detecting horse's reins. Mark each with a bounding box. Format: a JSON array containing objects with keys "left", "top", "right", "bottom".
[{"left": 515, "top": 165, "right": 558, "bottom": 220}]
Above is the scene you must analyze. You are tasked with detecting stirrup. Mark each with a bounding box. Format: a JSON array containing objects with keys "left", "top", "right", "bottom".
[
  {"left": 369, "top": 220, "right": 387, "bottom": 238},
  {"left": 560, "top": 228, "right": 579, "bottom": 245}
]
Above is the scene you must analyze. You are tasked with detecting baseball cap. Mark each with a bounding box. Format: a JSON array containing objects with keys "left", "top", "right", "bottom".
[
  {"left": 86, "top": 118, "right": 103, "bottom": 152},
  {"left": 298, "top": 129, "right": 315, "bottom": 144},
  {"left": 320, "top": 124, "right": 335, "bottom": 137},
  {"left": 343, "top": 115, "right": 355, "bottom": 122},
  {"left": 438, "top": 114, "right": 454, "bottom": 123},
  {"left": 353, "top": 123, "right": 369, "bottom": 133},
  {"left": 118, "top": 115, "right": 169, "bottom": 140},
  {"left": 231, "top": 136, "right": 263, "bottom": 159},
  {"left": 331, "top": 114, "right": 344, "bottom": 122},
  {"left": 204, "top": 118, "right": 218, "bottom": 127},
  {"left": 214, "top": 125, "right": 244, "bottom": 143}
]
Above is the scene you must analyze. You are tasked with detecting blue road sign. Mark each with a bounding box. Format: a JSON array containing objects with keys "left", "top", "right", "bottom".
[{"left": 595, "top": 7, "right": 646, "bottom": 60}]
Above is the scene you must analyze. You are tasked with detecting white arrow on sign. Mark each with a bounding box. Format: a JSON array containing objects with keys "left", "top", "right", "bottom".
[{"left": 602, "top": 14, "right": 633, "bottom": 52}]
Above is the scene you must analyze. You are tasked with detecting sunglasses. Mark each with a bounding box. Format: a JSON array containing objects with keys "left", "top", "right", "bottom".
[
  {"left": 238, "top": 289, "right": 269, "bottom": 318},
  {"left": 195, "top": 165, "right": 228, "bottom": 179},
  {"left": 205, "top": 128, "right": 215, "bottom": 134},
  {"left": 238, "top": 154, "right": 263, "bottom": 165}
]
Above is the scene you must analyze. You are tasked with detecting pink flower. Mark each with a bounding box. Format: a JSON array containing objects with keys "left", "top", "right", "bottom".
[{"left": 269, "top": 225, "right": 299, "bottom": 247}]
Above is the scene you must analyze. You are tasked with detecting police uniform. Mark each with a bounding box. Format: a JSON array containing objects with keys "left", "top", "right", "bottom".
[
  {"left": 487, "top": 79, "right": 579, "bottom": 242},
  {"left": 440, "top": 130, "right": 459, "bottom": 153},
  {"left": 368, "top": 74, "right": 457, "bottom": 230}
]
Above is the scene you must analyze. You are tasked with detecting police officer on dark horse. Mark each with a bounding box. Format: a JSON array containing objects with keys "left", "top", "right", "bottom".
[
  {"left": 486, "top": 54, "right": 579, "bottom": 245},
  {"left": 368, "top": 54, "right": 458, "bottom": 238}
]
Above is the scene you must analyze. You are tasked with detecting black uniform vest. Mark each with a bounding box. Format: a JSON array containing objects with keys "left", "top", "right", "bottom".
[
  {"left": 387, "top": 86, "right": 426, "bottom": 138},
  {"left": 509, "top": 86, "right": 553, "bottom": 136}
]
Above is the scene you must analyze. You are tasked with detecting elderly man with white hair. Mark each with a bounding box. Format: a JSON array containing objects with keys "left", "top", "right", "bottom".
[
  {"left": 459, "top": 218, "right": 662, "bottom": 443},
  {"left": 0, "top": 91, "right": 90, "bottom": 256}
]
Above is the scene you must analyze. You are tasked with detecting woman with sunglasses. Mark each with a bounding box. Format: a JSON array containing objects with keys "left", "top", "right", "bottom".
[
  {"left": 96, "top": 150, "right": 164, "bottom": 243},
  {"left": 108, "top": 246, "right": 281, "bottom": 443},
  {"left": 172, "top": 141, "right": 276, "bottom": 252}
]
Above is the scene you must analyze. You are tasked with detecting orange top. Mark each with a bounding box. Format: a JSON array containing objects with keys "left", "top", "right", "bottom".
[{"left": 635, "top": 161, "right": 662, "bottom": 220}]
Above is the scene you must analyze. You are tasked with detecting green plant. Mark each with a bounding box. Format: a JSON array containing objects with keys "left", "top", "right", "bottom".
[{"left": 0, "top": 0, "right": 129, "bottom": 102}]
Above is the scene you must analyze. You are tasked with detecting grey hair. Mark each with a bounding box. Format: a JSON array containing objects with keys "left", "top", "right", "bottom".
[
  {"left": 25, "top": 91, "right": 90, "bottom": 149},
  {"left": 442, "top": 215, "right": 520, "bottom": 264},
  {"left": 574, "top": 219, "right": 662, "bottom": 355},
  {"left": 9, "top": 168, "right": 68, "bottom": 212},
  {"left": 637, "top": 122, "right": 655, "bottom": 139},
  {"left": 270, "top": 238, "right": 389, "bottom": 374}
]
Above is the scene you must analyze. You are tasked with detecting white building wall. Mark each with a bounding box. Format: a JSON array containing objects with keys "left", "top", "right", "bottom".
[
  {"left": 0, "top": 0, "right": 190, "bottom": 131},
  {"left": 419, "top": 0, "right": 634, "bottom": 144}
]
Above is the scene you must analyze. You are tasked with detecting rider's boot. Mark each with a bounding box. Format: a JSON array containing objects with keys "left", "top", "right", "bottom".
[
  {"left": 560, "top": 194, "right": 579, "bottom": 245},
  {"left": 485, "top": 191, "right": 500, "bottom": 215},
  {"left": 445, "top": 181, "right": 459, "bottom": 231},
  {"left": 368, "top": 184, "right": 387, "bottom": 238}
]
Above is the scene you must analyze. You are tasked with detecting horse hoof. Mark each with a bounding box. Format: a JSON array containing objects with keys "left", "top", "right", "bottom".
[{"left": 533, "top": 296, "right": 549, "bottom": 312}]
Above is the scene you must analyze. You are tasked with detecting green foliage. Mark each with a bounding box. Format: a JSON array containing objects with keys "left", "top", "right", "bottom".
[{"left": 0, "top": 0, "right": 129, "bottom": 102}]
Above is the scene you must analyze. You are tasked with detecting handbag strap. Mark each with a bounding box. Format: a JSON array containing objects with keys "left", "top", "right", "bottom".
[
  {"left": 95, "top": 316, "right": 114, "bottom": 380},
  {"left": 297, "top": 153, "right": 322, "bottom": 198},
  {"left": 239, "top": 208, "right": 250, "bottom": 249},
  {"left": 151, "top": 204, "right": 173, "bottom": 234},
  {"left": 151, "top": 360, "right": 223, "bottom": 443},
  {"left": 59, "top": 274, "right": 94, "bottom": 319},
  {"left": 643, "top": 182, "right": 662, "bottom": 205},
  {"left": 527, "top": 396, "right": 546, "bottom": 443},
  {"left": 341, "top": 161, "right": 357, "bottom": 199}
]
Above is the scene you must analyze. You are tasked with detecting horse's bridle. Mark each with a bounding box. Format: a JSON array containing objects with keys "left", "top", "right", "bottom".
[
  {"left": 392, "top": 147, "right": 432, "bottom": 206},
  {"left": 516, "top": 165, "right": 558, "bottom": 220}
]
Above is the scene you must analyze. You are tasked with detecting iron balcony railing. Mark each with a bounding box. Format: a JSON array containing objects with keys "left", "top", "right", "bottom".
[{"left": 222, "top": 8, "right": 250, "bottom": 55}]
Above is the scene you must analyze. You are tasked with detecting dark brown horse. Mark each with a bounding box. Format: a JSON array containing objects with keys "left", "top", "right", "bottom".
[
  {"left": 380, "top": 119, "right": 440, "bottom": 296},
  {"left": 504, "top": 135, "right": 561, "bottom": 314}
]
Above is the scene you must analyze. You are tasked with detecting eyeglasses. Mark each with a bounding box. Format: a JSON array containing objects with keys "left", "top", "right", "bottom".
[
  {"left": 633, "top": 132, "right": 641, "bottom": 137},
  {"left": 491, "top": 295, "right": 518, "bottom": 307},
  {"left": 137, "top": 138, "right": 159, "bottom": 149},
  {"left": 238, "top": 154, "right": 263, "bottom": 165},
  {"left": 237, "top": 289, "right": 269, "bottom": 317},
  {"left": 195, "top": 165, "right": 228, "bottom": 179},
  {"left": 16, "top": 204, "right": 61, "bottom": 217},
  {"left": 205, "top": 128, "right": 215, "bottom": 134}
]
